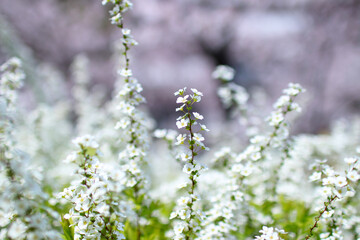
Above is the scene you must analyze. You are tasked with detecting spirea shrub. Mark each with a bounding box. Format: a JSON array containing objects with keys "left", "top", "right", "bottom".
[{"left": 0, "top": 1, "right": 360, "bottom": 240}]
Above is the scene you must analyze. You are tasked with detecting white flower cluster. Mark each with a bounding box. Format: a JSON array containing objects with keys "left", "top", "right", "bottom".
[
  {"left": 170, "top": 87, "right": 209, "bottom": 240},
  {"left": 213, "top": 65, "right": 252, "bottom": 136},
  {"left": 213, "top": 65, "right": 249, "bottom": 110},
  {"left": 0, "top": 58, "right": 60, "bottom": 239},
  {"left": 199, "top": 148, "right": 247, "bottom": 240},
  {"left": 199, "top": 189, "right": 239, "bottom": 239},
  {"left": 102, "top": 0, "right": 132, "bottom": 26},
  {"left": 59, "top": 135, "right": 126, "bottom": 240},
  {"left": 307, "top": 155, "right": 360, "bottom": 239},
  {"left": 198, "top": 83, "right": 305, "bottom": 239},
  {"left": 269, "top": 83, "right": 304, "bottom": 127},
  {"left": 0, "top": 57, "right": 24, "bottom": 110},
  {"left": 102, "top": 0, "right": 138, "bottom": 47},
  {"left": 233, "top": 84, "right": 305, "bottom": 179},
  {"left": 217, "top": 83, "right": 249, "bottom": 110},
  {"left": 212, "top": 65, "right": 235, "bottom": 82},
  {"left": 310, "top": 157, "right": 359, "bottom": 203},
  {"left": 102, "top": 0, "right": 148, "bottom": 189},
  {"left": 254, "top": 226, "right": 287, "bottom": 240}
]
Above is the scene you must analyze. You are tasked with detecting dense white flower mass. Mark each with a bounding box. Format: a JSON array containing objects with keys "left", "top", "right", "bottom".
[
  {"left": 1, "top": 1, "right": 360, "bottom": 239},
  {"left": 59, "top": 136, "right": 126, "bottom": 239},
  {"left": 0, "top": 58, "right": 61, "bottom": 239},
  {"left": 196, "top": 81, "right": 306, "bottom": 240},
  {"left": 306, "top": 155, "right": 360, "bottom": 239}
]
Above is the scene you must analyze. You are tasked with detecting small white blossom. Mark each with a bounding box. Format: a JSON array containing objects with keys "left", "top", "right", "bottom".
[
  {"left": 344, "top": 157, "right": 357, "bottom": 165},
  {"left": 176, "top": 119, "right": 189, "bottom": 129},
  {"left": 174, "top": 87, "right": 187, "bottom": 96},
  {"left": 176, "top": 134, "right": 187, "bottom": 145},
  {"left": 347, "top": 170, "right": 360, "bottom": 182},
  {"left": 176, "top": 95, "right": 189, "bottom": 104},
  {"left": 193, "top": 133, "right": 204, "bottom": 143},
  {"left": 118, "top": 68, "right": 133, "bottom": 77},
  {"left": 193, "top": 112, "right": 204, "bottom": 120},
  {"left": 334, "top": 176, "right": 347, "bottom": 188}
]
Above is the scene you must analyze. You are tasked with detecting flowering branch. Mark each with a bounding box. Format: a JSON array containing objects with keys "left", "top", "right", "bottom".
[
  {"left": 306, "top": 156, "right": 360, "bottom": 239},
  {"left": 59, "top": 135, "right": 126, "bottom": 240},
  {"left": 305, "top": 195, "right": 338, "bottom": 240},
  {"left": 170, "top": 87, "right": 208, "bottom": 240},
  {"left": 101, "top": 1, "right": 151, "bottom": 239}
]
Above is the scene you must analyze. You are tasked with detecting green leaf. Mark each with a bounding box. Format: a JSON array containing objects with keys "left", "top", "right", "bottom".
[{"left": 60, "top": 215, "right": 74, "bottom": 240}]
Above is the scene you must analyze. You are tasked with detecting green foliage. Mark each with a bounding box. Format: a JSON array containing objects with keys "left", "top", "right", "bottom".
[{"left": 60, "top": 216, "right": 74, "bottom": 240}]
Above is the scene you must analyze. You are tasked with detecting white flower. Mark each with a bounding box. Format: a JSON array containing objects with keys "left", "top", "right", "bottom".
[
  {"left": 174, "top": 222, "right": 186, "bottom": 235},
  {"left": 231, "top": 164, "right": 242, "bottom": 173},
  {"left": 170, "top": 212, "right": 177, "bottom": 219},
  {"left": 95, "top": 202, "right": 110, "bottom": 216},
  {"left": 240, "top": 165, "right": 253, "bottom": 176},
  {"left": 118, "top": 68, "right": 133, "bottom": 77},
  {"left": 344, "top": 157, "right": 357, "bottom": 165},
  {"left": 255, "top": 226, "right": 286, "bottom": 240},
  {"left": 174, "top": 87, "right": 187, "bottom": 96},
  {"left": 250, "top": 135, "right": 266, "bottom": 145},
  {"left": 347, "top": 170, "right": 360, "bottom": 182},
  {"left": 176, "top": 118, "right": 189, "bottom": 129},
  {"left": 176, "top": 104, "right": 185, "bottom": 112},
  {"left": 122, "top": 28, "right": 131, "bottom": 35},
  {"left": 178, "top": 153, "right": 191, "bottom": 162},
  {"left": 175, "top": 134, "right": 187, "bottom": 145},
  {"left": 283, "top": 83, "right": 305, "bottom": 96},
  {"left": 250, "top": 152, "right": 261, "bottom": 161},
  {"left": 320, "top": 233, "right": 330, "bottom": 239},
  {"left": 111, "top": 13, "right": 122, "bottom": 24},
  {"left": 101, "top": 0, "right": 110, "bottom": 5},
  {"left": 193, "top": 112, "right": 203, "bottom": 120},
  {"left": 72, "top": 135, "right": 99, "bottom": 155},
  {"left": 78, "top": 218, "right": 90, "bottom": 230},
  {"left": 200, "top": 123, "right": 210, "bottom": 132},
  {"left": 268, "top": 112, "right": 284, "bottom": 126},
  {"left": 273, "top": 95, "right": 290, "bottom": 109},
  {"left": 193, "top": 133, "right": 204, "bottom": 143},
  {"left": 183, "top": 163, "right": 194, "bottom": 174},
  {"left": 191, "top": 88, "right": 203, "bottom": 102},
  {"left": 334, "top": 176, "right": 347, "bottom": 188},
  {"left": 115, "top": 119, "right": 130, "bottom": 129},
  {"left": 177, "top": 182, "right": 189, "bottom": 189},
  {"left": 322, "top": 177, "right": 334, "bottom": 186},
  {"left": 176, "top": 95, "right": 189, "bottom": 104},
  {"left": 309, "top": 172, "right": 321, "bottom": 182},
  {"left": 64, "top": 152, "right": 79, "bottom": 163},
  {"left": 290, "top": 102, "right": 301, "bottom": 112},
  {"left": 191, "top": 88, "right": 203, "bottom": 96},
  {"left": 153, "top": 129, "right": 167, "bottom": 138},
  {"left": 8, "top": 220, "right": 27, "bottom": 239},
  {"left": 323, "top": 167, "right": 335, "bottom": 177},
  {"left": 128, "top": 160, "right": 141, "bottom": 174},
  {"left": 319, "top": 187, "right": 332, "bottom": 196},
  {"left": 323, "top": 210, "right": 334, "bottom": 218},
  {"left": 177, "top": 197, "right": 190, "bottom": 206}
]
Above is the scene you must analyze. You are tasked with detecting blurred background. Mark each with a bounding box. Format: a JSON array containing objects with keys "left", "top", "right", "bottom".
[{"left": 1, "top": 0, "right": 360, "bottom": 134}]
